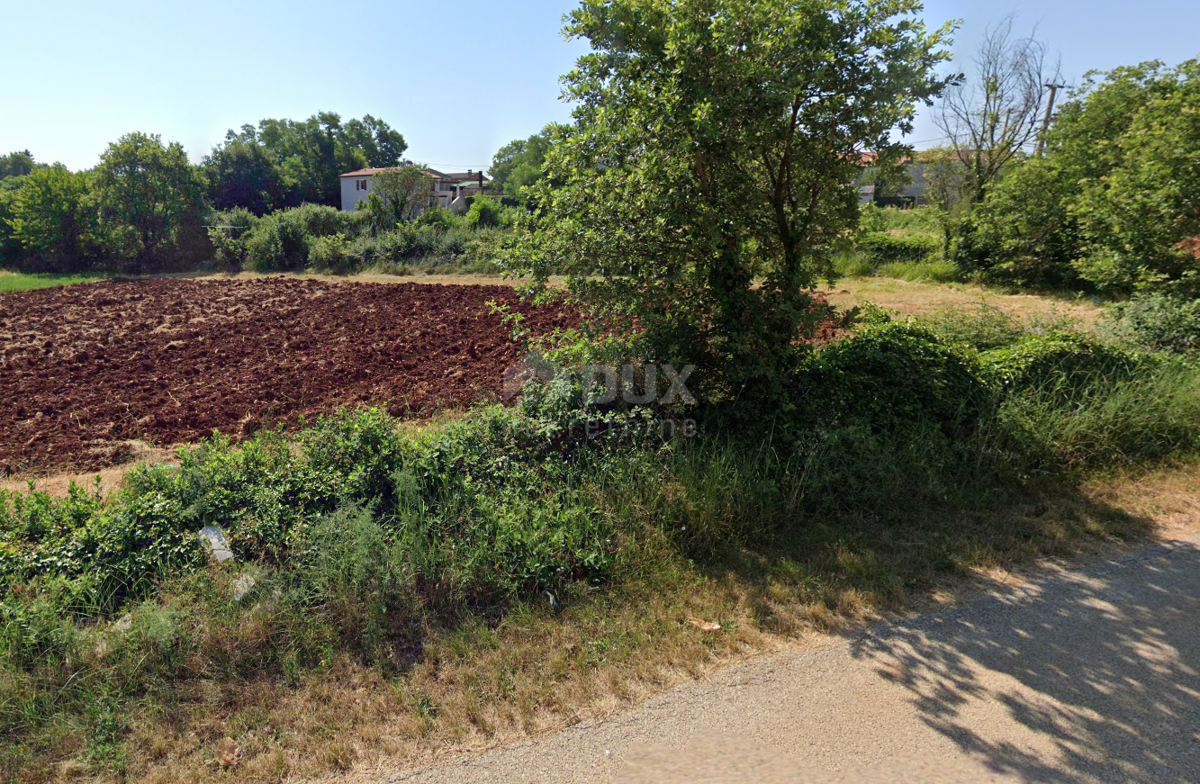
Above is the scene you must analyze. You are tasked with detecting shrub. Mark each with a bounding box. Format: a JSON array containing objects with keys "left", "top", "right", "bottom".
[
  {"left": 856, "top": 231, "right": 940, "bottom": 265},
  {"left": 802, "top": 322, "right": 990, "bottom": 430},
  {"left": 465, "top": 197, "right": 503, "bottom": 228},
  {"left": 308, "top": 232, "right": 351, "bottom": 273},
  {"left": 206, "top": 208, "right": 258, "bottom": 272},
  {"left": 1107, "top": 292, "right": 1200, "bottom": 353},
  {"left": 980, "top": 333, "right": 1146, "bottom": 401},
  {"left": 415, "top": 207, "right": 461, "bottom": 231},
  {"left": 244, "top": 204, "right": 352, "bottom": 271}
]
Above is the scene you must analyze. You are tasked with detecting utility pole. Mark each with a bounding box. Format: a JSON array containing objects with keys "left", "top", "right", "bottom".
[{"left": 1037, "top": 83, "right": 1068, "bottom": 154}]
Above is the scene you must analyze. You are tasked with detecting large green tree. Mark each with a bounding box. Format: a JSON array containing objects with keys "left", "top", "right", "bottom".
[
  {"left": 9, "top": 165, "right": 94, "bottom": 269},
  {"left": 365, "top": 165, "right": 435, "bottom": 224},
  {"left": 0, "top": 150, "right": 37, "bottom": 181},
  {"left": 343, "top": 115, "right": 408, "bottom": 168},
  {"left": 93, "top": 132, "right": 208, "bottom": 272},
  {"left": 219, "top": 113, "right": 408, "bottom": 208},
  {"left": 203, "top": 137, "right": 285, "bottom": 216},
  {"left": 1073, "top": 60, "right": 1200, "bottom": 291},
  {"left": 491, "top": 131, "right": 552, "bottom": 207},
  {"left": 511, "top": 0, "right": 954, "bottom": 398},
  {"left": 962, "top": 58, "right": 1200, "bottom": 293}
]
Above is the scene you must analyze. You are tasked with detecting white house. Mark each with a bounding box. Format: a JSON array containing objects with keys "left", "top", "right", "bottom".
[
  {"left": 339, "top": 167, "right": 456, "bottom": 213},
  {"left": 339, "top": 166, "right": 493, "bottom": 214}
]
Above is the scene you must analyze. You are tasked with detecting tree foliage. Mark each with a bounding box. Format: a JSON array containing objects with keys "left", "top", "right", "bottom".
[
  {"left": 511, "top": 0, "right": 954, "bottom": 398},
  {"left": 203, "top": 138, "right": 285, "bottom": 216},
  {"left": 211, "top": 113, "right": 408, "bottom": 210},
  {"left": 0, "top": 150, "right": 38, "bottom": 181},
  {"left": 93, "top": 133, "right": 208, "bottom": 272},
  {"left": 491, "top": 131, "right": 552, "bottom": 206},
  {"left": 366, "top": 166, "right": 435, "bottom": 224},
  {"left": 9, "top": 166, "right": 94, "bottom": 269},
  {"left": 963, "top": 58, "right": 1200, "bottom": 293}
]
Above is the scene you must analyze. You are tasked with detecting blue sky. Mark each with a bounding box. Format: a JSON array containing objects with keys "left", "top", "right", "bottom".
[{"left": 2, "top": 0, "right": 1197, "bottom": 173}]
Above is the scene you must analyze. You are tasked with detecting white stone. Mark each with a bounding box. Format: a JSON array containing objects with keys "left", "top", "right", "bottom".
[{"left": 199, "top": 525, "right": 234, "bottom": 563}]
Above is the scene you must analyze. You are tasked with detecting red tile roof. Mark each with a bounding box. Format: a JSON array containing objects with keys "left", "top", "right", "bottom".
[{"left": 339, "top": 167, "right": 445, "bottom": 179}]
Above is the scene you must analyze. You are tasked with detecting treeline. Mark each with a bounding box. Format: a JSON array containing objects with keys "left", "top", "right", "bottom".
[
  {"left": 956, "top": 58, "right": 1200, "bottom": 352},
  {"left": 958, "top": 58, "right": 1200, "bottom": 297},
  {"left": 0, "top": 113, "right": 409, "bottom": 274},
  {"left": 846, "top": 57, "right": 1200, "bottom": 352}
]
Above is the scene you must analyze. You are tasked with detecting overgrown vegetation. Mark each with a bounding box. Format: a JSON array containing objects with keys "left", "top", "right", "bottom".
[
  {"left": 208, "top": 202, "right": 512, "bottom": 276},
  {"left": 4, "top": 302, "right": 1199, "bottom": 780},
  {"left": 510, "top": 0, "right": 954, "bottom": 400},
  {"left": 0, "top": 112, "right": 510, "bottom": 277},
  {"left": 4, "top": 1, "right": 1200, "bottom": 780}
]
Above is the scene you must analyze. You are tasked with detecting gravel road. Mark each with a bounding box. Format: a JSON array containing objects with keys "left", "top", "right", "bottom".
[{"left": 379, "top": 534, "right": 1200, "bottom": 783}]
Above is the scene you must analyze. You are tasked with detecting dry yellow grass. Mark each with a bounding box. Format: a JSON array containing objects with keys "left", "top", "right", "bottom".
[{"left": 820, "top": 277, "right": 1104, "bottom": 327}]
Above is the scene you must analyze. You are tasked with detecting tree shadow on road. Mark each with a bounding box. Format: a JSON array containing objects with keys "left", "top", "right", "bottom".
[{"left": 850, "top": 539, "right": 1200, "bottom": 783}]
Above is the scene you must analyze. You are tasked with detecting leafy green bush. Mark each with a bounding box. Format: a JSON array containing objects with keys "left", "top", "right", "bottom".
[
  {"left": 1108, "top": 292, "right": 1200, "bottom": 353},
  {"left": 0, "top": 481, "right": 201, "bottom": 613},
  {"left": 859, "top": 204, "right": 944, "bottom": 235},
  {"left": 415, "top": 207, "right": 461, "bottom": 230},
  {"left": 981, "top": 333, "right": 1145, "bottom": 401},
  {"left": 802, "top": 322, "right": 990, "bottom": 429},
  {"left": 308, "top": 232, "right": 351, "bottom": 273},
  {"left": 466, "top": 197, "right": 503, "bottom": 228},
  {"left": 206, "top": 208, "right": 258, "bottom": 272},
  {"left": 856, "top": 231, "right": 941, "bottom": 265},
  {"left": 244, "top": 204, "right": 352, "bottom": 271}
]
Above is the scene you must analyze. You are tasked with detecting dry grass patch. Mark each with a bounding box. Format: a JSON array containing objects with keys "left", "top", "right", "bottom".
[{"left": 822, "top": 277, "right": 1102, "bottom": 328}]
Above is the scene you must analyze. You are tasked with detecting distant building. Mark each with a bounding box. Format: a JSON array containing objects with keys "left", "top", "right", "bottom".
[{"left": 339, "top": 166, "right": 492, "bottom": 215}]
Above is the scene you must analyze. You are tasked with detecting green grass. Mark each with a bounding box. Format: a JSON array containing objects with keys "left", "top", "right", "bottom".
[
  {"left": 0, "top": 271, "right": 109, "bottom": 293},
  {"left": 833, "top": 252, "right": 962, "bottom": 284},
  {"left": 876, "top": 260, "right": 962, "bottom": 283}
]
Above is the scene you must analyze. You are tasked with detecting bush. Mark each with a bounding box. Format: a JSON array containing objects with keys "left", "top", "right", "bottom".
[
  {"left": 1108, "top": 292, "right": 1200, "bottom": 353},
  {"left": 206, "top": 208, "right": 258, "bottom": 272},
  {"left": 465, "top": 197, "right": 503, "bottom": 228},
  {"left": 308, "top": 232, "right": 351, "bottom": 273},
  {"left": 802, "top": 322, "right": 990, "bottom": 430},
  {"left": 244, "top": 204, "right": 352, "bottom": 271},
  {"left": 981, "top": 333, "right": 1146, "bottom": 401},
  {"left": 415, "top": 207, "right": 461, "bottom": 231},
  {"left": 859, "top": 204, "right": 944, "bottom": 235},
  {"left": 856, "top": 231, "right": 940, "bottom": 265}
]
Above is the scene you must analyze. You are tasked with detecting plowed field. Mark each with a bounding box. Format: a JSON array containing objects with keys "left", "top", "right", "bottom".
[{"left": 0, "top": 278, "right": 573, "bottom": 475}]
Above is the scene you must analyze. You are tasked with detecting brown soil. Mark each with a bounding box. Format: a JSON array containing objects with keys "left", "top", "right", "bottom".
[{"left": 0, "top": 278, "right": 572, "bottom": 476}]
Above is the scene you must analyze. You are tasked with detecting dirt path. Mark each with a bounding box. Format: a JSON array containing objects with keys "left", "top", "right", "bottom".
[{"left": 379, "top": 532, "right": 1200, "bottom": 783}]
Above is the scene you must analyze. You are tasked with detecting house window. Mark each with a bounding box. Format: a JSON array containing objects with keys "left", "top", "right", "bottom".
[{"left": 357, "top": 179, "right": 368, "bottom": 191}]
